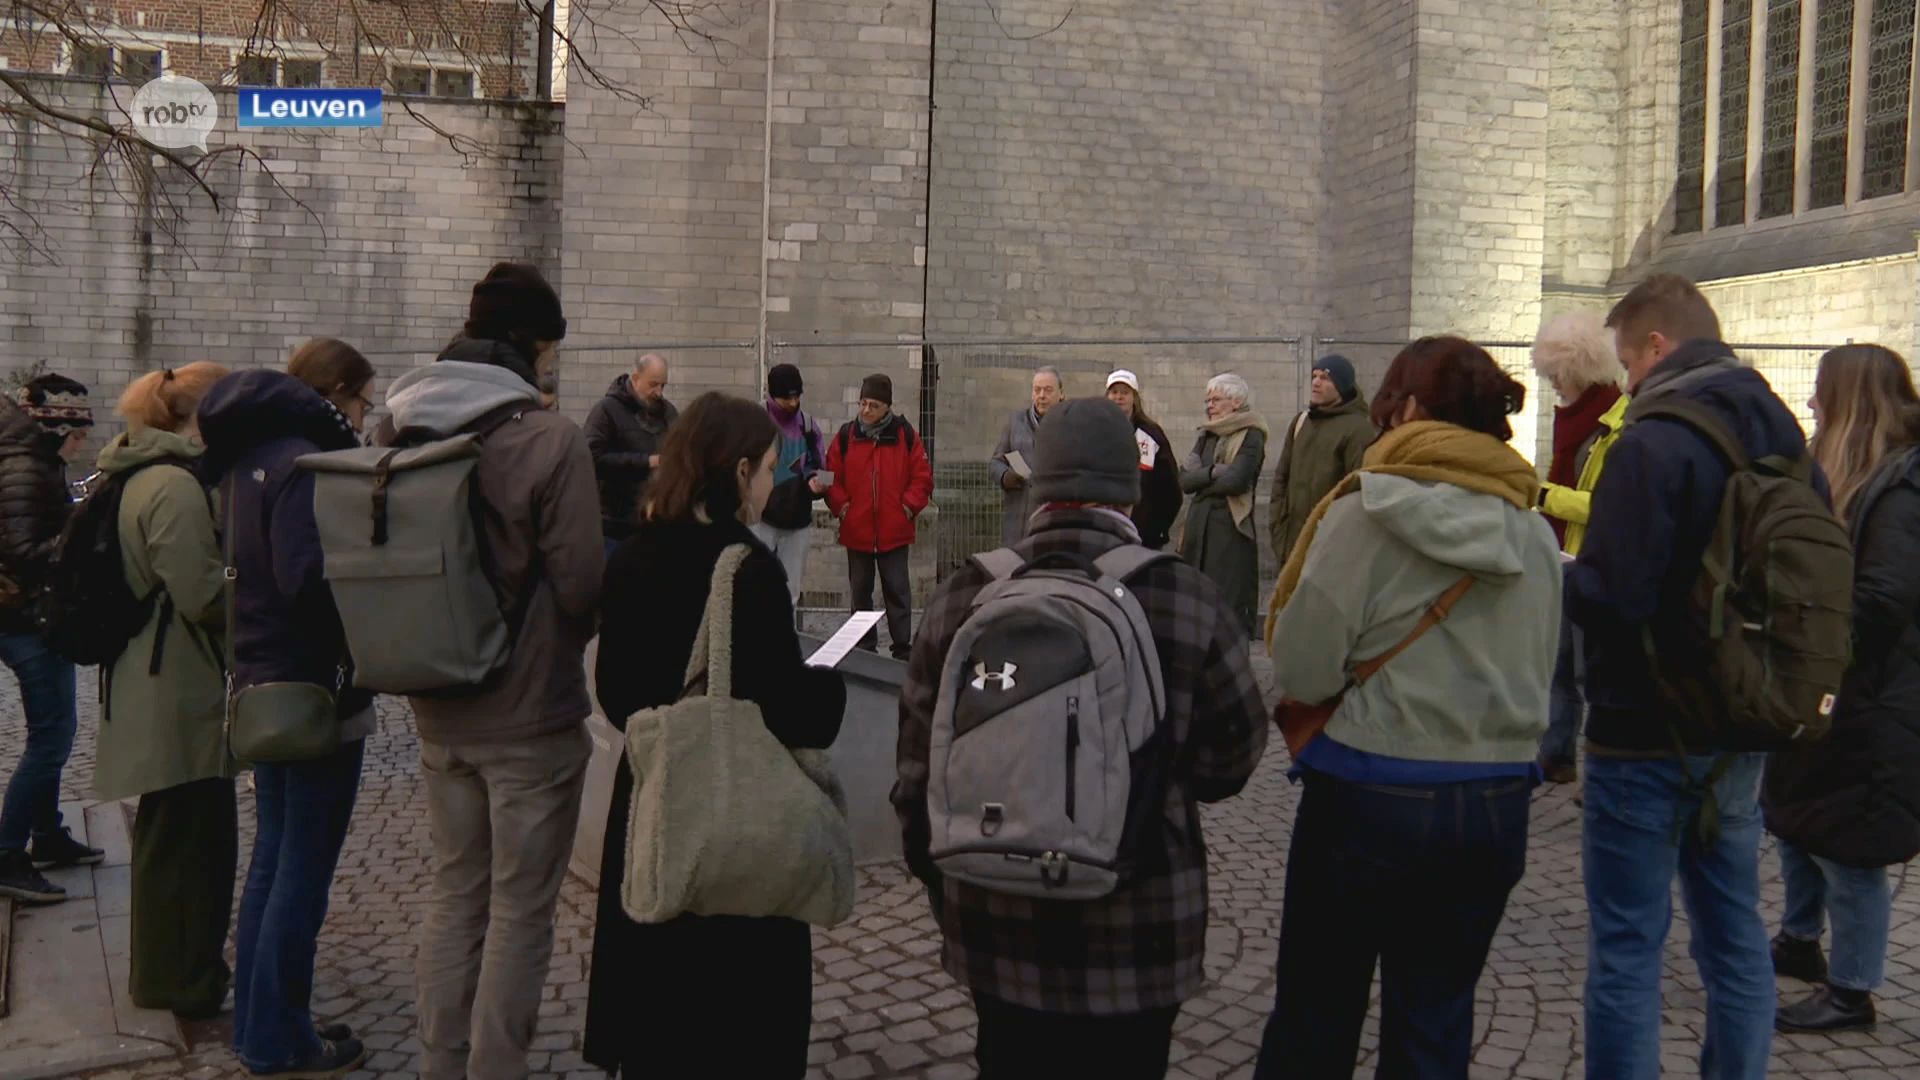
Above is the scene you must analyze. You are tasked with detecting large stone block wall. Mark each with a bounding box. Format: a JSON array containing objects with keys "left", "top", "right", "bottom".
[
  {"left": 0, "top": 77, "right": 561, "bottom": 428},
  {"left": 1408, "top": 0, "right": 1549, "bottom": 345}
]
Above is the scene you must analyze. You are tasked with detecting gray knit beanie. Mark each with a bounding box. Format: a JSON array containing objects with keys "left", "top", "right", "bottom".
[{"left": 1030, "top": 398, "right": 1141, "bottom": 508}]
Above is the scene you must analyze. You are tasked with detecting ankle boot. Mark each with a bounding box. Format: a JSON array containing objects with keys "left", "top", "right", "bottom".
[
  {"left": 1777, "top": 985, "right": 1876, "bottom": 1033},
  {"left": 1771, "top": 932, "right": 1828, "bottom": 983}
]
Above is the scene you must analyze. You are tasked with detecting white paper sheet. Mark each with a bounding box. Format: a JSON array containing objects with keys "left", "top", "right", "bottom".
[
  {"left": 805, "top": 611, "right": 887, "bottom": 668},
  {"left": 1006, "top": 450, "right": 1034, "bottom": 479}
]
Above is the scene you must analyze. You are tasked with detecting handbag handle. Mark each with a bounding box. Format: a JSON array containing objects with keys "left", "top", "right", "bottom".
[{"left": 680, "top": 543, "right": 751, "bottom": 701}]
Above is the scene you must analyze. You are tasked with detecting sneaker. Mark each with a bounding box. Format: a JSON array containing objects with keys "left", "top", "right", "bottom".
[
  {"left": 248, "top": 1038, "right": 366, "bottom": 1079},
  {"left": 1777, "top": 985, "right": 1876, "bottom": 1033},
  {"left": 316, "top": 1021, "right": 352, "bottom": 1042},
  {"left": 1772, "top": 932, "right": 1829, "bottom": 984},
  {"left": 30, "top": 826, "right": 105, "bottom": 870},
  {"left": 0, "top": 849, "right": 67, "bottom": 903}
]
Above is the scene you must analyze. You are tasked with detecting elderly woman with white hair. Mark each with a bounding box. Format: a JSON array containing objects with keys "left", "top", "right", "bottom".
[
  {"left": 1530, "top": 311, "right": 1626, "bottom": 784},
  {"left": 1179, "top": 372, "right": 1270, "bottom": 633}
]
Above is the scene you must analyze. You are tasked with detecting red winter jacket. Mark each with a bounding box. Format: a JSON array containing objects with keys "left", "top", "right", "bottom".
[{"left": 825, "top": 414, "right": 934, "bottom": 553}]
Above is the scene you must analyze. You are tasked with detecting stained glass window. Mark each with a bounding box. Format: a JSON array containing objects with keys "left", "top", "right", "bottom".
[
  {"left": 1761, "top": 1, "right": 1804, "bottom": 216},
  {"left": 1862, "top": 0, "right": 1916, "bottom": 198},
  {"left": 1720, "top": 0, "right": 1756, "bottom": 226},
  {"left": 1677, "top": 0, "right": 1712, "bottom": 232},
  {"left": 1811, "top": 0, "right": 1856, "bottom": 208}
]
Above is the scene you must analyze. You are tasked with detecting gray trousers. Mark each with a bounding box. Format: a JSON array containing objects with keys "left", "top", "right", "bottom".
[
  {"left": 848, "top": 547, "right": 913, "bottom": 658},
  {"left": 416, "top": 726, "right": 590, "bottom": 1080},
  {"left": 750, "top": 522, "right": 812, "bottom": 605}
]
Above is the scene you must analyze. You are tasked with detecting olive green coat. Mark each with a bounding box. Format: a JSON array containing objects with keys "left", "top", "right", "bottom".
[
  {"left": 91, "top": 429, "right": 232, "bottom": 802},
  {"left": 1268, "top": 393, "right": 1376, "bottom": 567}
]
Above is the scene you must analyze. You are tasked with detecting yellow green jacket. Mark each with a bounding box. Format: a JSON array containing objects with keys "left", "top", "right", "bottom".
[{"left": 1540, "top": 392, "right": 1630, "bottom": 556}]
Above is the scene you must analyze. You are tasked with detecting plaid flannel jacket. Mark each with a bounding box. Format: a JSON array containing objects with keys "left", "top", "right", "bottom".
[{"left": 893, "top": 507, "right": 1269, "bottom": 1015}]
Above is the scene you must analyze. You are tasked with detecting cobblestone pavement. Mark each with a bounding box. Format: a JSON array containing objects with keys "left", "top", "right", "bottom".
[{"left": 3, "top": 666, "right": 1917, "bottom": 1079}]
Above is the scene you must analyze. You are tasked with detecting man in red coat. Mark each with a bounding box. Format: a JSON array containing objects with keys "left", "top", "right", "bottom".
[{"left": 825, "top": 374, "right": 934, "bottom": 658}]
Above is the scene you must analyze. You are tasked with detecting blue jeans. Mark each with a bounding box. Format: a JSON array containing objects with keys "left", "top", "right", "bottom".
[
  {"left": 0, "top": 633, "right": 78, "bottom": 852},
  {"left": 1778, "top": 839, "right": 1891, "bottom": 992},
  {"left": 1541, "top": 616, "right": 1583, "bottom": 767},
  {"left": 1583, "top": 753, "right": 1773, "bottom": 1080},
  {"left": 233, "top": 740, "right": 365, "bottom": 1072},
  {"left": 1254, "top": 771, "right": 1531, "bottom": 1079}
]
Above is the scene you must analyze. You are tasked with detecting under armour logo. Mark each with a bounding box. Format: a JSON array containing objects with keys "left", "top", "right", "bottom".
[{"left": 971, "top": 661, "right": 1018, "bottom": 691}]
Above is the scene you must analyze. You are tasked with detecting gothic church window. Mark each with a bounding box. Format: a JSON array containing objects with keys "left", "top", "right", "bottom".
[
  {"left": 1811, "top": 0, "right": 1856, "bottom": 208},
  {"left": 1863, "top": 0, "right": 1916, "bottom": 197},
  {"left": 1719, "top": 0, "right": 1756, "bottom": 226},
  {"left": 1761, "top": 0, "right": 1804, "bottom": 217},
  {"left": 1678, "top": 0, "right": 1712, "bottom": 232},
  {"left": 1676, "top": 0, "right": 1920, "bottom": 231}
]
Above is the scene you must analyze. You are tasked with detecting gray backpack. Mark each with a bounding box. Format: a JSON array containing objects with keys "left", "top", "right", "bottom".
[
  {"left": 298, "top": 406, "right": 530, "bottom": 695},
  {"left": 927, "top": 545, "right": 1172, "bottom": 899}
]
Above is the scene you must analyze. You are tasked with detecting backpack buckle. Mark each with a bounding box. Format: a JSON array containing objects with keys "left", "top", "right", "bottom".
[
  {"left": 1040, "top": 851, "right": 1070, "bottom": 887},
  {"left": 980, "top": 803, "right": 1004, "bottom": 837}
]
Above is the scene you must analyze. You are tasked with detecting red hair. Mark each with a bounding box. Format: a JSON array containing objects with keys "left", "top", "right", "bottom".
[
  {"left": 116, "top": 362, "right": 229, "bottom": 433},
  {"left": 1372, "top": 336, "right": 1526, "bottom": 441}
]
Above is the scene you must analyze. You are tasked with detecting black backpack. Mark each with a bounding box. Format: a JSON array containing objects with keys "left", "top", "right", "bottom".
[{"left": 34, "top": 459, "right": 194, "bottom": 670}]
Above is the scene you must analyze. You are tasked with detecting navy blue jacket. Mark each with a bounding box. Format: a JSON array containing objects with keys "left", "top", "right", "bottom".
[
  {"left": 1567, "top": 339, "right": 1828, "bottom": 751},
  {"left": 197, "top": 370, "right": 374, "bottom": 721}
]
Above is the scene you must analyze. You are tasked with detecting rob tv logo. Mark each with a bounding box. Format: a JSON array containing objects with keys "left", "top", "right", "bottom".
[{"left": 239, "top": 88, "right": 383, "bottom": 128}]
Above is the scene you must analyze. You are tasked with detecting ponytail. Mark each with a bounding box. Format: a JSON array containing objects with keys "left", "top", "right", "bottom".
[{"left": 117, "top": 362, "right": 229, "bottom": 433}]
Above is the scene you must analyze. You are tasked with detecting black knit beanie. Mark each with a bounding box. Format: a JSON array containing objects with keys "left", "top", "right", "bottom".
[
  {"left": 768, "top": 363, "right": 804, "bottom": 399},
  {"left": 1314, "top": 354, "right": 1358, "bottom": 402},
  {"left": 1031, "top": 398, "right": 1141, "bottom": 508},
  {"left": 859, "top": 373, "right": 893, "bottom": 406},
  {"left": 464, "top": 263, "right": 567, "bottom": 345}
]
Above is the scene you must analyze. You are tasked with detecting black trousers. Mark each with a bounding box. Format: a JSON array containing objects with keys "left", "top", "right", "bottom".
[
  {"left": 972, "top": 992, "right": 1181, "bottom": 1080},
  {"left": 131, "top": 776, "right": 239, "bottom": 1017},
  {"left": 847, "top": 547, "right": 912, "bottom": 658}
]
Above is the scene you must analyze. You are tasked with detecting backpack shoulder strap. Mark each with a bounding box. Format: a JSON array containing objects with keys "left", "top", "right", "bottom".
[
  {"left": 836, "top": 424, "right": 852, "bottom": 461},
  {"left": 971, "top": 548, "right": 1024, "bottom": 582},
  {"left": 1631, "top": 398, "right": 1751, "bottom": 471},
  {"left": 1092, "top": 544, "right": 1176, "bottom": 585}
]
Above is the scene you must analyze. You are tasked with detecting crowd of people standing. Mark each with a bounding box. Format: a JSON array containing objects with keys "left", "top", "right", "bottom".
[{"left": 0, "top": 263, "right": 1913, "bottom": 1080}]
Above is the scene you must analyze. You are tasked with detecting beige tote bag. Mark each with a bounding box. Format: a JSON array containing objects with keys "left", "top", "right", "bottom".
[{"left": 621, "top": 544, "right": 856, "bottom": 927}]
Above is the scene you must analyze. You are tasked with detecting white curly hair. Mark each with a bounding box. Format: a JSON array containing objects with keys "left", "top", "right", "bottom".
[{"left": 1531, "top": 312, "right": 1621, "bottom": 394}]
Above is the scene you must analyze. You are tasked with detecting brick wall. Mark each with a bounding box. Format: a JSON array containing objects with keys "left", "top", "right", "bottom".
[
  {"left": 0, "top": 77, "right": 561, "bottom": 434},
  {"left": 1, "top": 0, "right": 538, "bottom": 98}
]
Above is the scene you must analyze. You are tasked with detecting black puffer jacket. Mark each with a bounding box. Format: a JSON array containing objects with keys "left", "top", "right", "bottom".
[
  {"left": 0, "top": 397, "right": 72, "bottom": 634},
  {"left": 1764, "top": 446, "right": 1920, "bottom": 868}
]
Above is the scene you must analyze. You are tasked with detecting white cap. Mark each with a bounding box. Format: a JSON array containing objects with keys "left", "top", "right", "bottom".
[{"left": 1106, "top": 369, "right": 1141, "bottom": 392}]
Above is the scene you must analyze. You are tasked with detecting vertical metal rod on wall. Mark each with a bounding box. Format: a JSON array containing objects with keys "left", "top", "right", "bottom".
[
  {"left": 536, "top": 0, "right": 556, "bottom": 100},
  {"left": 756, "top": 0, "right": 780, "bottom": 394}
]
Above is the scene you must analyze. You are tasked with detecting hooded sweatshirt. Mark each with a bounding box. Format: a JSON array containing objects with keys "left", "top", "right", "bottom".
[
  {"left": 382, "top": 347, "right": 605, "bottom": 745},
  {"left": 1269, "top": 470, "right": 1561, "bottom": 765},
  {"left": 197, "top": 369, "right": 376, "bottom": 740}
]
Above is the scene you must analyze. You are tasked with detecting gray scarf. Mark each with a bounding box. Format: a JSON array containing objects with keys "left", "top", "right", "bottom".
[{"left": 858, "top": 411, "right": 891, "bottom": 441}]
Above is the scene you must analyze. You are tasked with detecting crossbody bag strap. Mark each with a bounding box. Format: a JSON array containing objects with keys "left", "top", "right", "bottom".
[
  {"left": 1350, "top": 574, "right": 1475, "bottom": 686},
  {"left": 221, "top": 475, "right": 238, "bottom": 706}
]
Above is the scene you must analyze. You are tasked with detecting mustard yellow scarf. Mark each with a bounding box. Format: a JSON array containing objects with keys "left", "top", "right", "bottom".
[{"left": 1263, "top": 421, "right": 1541, "bottom": 644}]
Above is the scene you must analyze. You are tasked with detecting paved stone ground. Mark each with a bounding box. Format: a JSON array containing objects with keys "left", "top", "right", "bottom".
[{"left": 3, "top": 664, "right": 1918, "bottom": 1079}]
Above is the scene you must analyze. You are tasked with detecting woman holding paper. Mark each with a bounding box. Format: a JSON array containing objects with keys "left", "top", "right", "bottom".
[{"left": 585, "top": 392, "right": 846, "bottom": 1079}]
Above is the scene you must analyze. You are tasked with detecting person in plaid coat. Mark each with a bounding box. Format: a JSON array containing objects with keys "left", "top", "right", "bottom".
[{"left": 894, "top": 397, "right": 1269, "bottom": 1079}]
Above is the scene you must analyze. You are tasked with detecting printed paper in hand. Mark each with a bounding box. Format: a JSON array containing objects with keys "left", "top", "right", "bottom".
[
  {"left": 1560, "top": 550, "right": 1576, "bottom": 564},
  {"left": 814, "top": 471, "right": 834, "bottom": 487},
  {"left": 1005, "top": 451, "right": 1034, "bottom": 479},
  {"left": 805, "top": 611, "right": 886, "bottom": 668}
]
